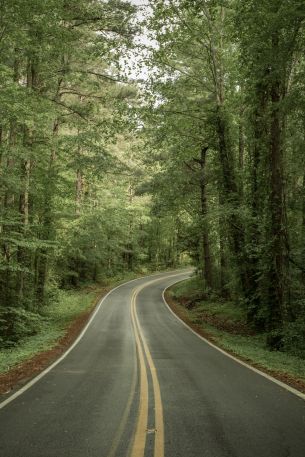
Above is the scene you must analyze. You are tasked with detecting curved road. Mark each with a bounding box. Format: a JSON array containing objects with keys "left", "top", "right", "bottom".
[{"left": 0, "top": 271, "right": 304, "bottom": 457}]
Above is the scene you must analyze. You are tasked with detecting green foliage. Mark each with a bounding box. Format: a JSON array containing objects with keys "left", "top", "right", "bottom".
[
  {"left": 0, "top": 0, "right": 181, "bottom": 347},
  {"left": 169, "top": 280, "right": 305, "bottom": 380},
  {"left": 138, "top": 0, "right": 305, "bottom": 351},
  {"left": 171, "top": 277, "right": 205, "bottom": 302},
  {"left": 0, "top": 307, "right": 43, "bottom": 348},
  {"left": 282, "top": 309, "right": 305, "bottom": 358},
  {"left": 0, "top": 286, "right": 99, "bottom": 372},
  {"left": 2, "top": 0, "right": 305, "bottom": 360}
]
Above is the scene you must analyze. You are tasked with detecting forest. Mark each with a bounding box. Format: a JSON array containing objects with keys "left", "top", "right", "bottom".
[{"left": 1, "top": 0, "right": 305, "bottom": 361}]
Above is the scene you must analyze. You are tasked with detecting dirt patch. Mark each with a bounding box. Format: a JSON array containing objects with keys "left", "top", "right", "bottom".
[
  {"left": 0, "top": 287, "right": 109, "bottom": 396},
  {"left": 165, "top": 291, "right": 305, "bottom": 395}
]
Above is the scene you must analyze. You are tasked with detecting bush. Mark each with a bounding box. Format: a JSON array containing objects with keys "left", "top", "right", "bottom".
[
  {"left": 281, "top": 299, "right": 305, "bottom": 358},
  {"left": 0, "top": 307, "right": 44, "bottom": 348},
  {"left": 44, "top": 282, "right": 61, "bottom": 307},
  {"left": 282, "top": 316, "right": 305, "bottom": 359}
]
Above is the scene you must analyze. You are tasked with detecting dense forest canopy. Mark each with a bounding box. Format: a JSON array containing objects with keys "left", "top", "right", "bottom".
[{"left": 1, "top": 0, "right": 305, "bottom": 356}]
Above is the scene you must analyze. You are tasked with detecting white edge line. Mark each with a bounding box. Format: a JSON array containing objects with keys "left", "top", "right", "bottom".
[
  {"left": 0, "top": 269, "right": 188, "bottom": 410},
  {"left": 162, "top": 278, "right": 305, "bottom": 402}
]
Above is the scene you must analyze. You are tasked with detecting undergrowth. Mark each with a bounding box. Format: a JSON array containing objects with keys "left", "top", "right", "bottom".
[
  {"left": 0, "top": 268, "right": 171, "bottom": 374},
  {"left": 169, "top": 278, "right": 305, "bottom": 382},
  {"left": 0, "top": 288, "right": 98, "bottom": 373}
]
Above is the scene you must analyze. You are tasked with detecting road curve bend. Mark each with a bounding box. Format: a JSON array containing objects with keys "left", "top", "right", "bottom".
[{"left": 0, "top": 270, "right": 304, "bottom": 457}]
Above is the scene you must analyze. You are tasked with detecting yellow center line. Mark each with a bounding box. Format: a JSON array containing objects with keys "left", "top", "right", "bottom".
[
  {"left": 130, "top": 273, "right": 184, "bottom": 457},
  {"left": 133, "top": 296, "right": 164, "bottom": 457},
  {"left": 130, "top": 289, "right": 149, "bottom": 457}
]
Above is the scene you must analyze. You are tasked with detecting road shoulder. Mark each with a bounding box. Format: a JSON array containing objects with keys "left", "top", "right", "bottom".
[{"left": 164, "top": 283, "right": 305, "bottom": 398}]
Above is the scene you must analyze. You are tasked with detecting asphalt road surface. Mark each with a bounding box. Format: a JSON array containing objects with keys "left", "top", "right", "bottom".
[{"left": 0, "top": 270, "right": 305, "bottom": 457}]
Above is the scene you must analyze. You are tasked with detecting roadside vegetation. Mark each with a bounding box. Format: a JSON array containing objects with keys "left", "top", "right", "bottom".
[
  {"left": 0, "top": 286, "right": 99, "bottom": 374},
  {"left": 167, "top": 278, "right": 305, "bottom": 388},
  {"left": 1, "top": 0, "right": 305, "bottom": 390},
  {"left": 0, "top": 1, "right": 186, "bottom": 354},
  {"left": 0, "top": 269, "right": 158, "bottom": 377},
  {"left": 141, "top": 0, "right": 305, "bottom": 357}
]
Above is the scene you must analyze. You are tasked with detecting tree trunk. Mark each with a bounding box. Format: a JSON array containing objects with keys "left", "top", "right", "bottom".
[
  {"left": 238, "top": 106, "right": 244, "bottom": 205},
  {"left": 17, "top": 127, "right": 32, "bottom": 302},
  {"left": 199, "top": 147, "right": 213, "bottom": 290},
  {"left": 17, "top": 56, "right": 37, "bottom": 303},
  {"left": 246, "top": 82, "right": 268, "bottom": 328},
  {"left": 35, "top": 65, "right": 64, "bottom": 304},
  {"left": 35, "top": 118, "right": 60, "bottom": 304},
  {"left": 238, "top": 120, "right": 244, "bottom": 171},
  {"left": 76, "top": 168, "right": 83, "bottom": 216},
  {"left": 216, "top": 107, "right": 249, "bottom": 295},
  {"left": 267, "top": 67, "right": 286, "bottom": 332},
  {"left": 0, "top": 121, "right": 17, "bottom": 307}
]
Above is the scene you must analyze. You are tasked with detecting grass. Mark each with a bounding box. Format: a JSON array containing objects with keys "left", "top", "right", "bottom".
[
  {"left": 0, "top": 267, "right": 182, "bottom": 375},
  {"left": 169, "top": 277, "right": 305, "bottom": 383},
  {"left": 0, "top": 287, "right": 99, "bottom": 373},
  {"left": 172, "top": 276, "right": 246, "bottom": 325}
]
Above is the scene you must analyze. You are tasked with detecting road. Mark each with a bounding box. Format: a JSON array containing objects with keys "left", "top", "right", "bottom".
[{"left": 0, "top": 270, "right": 305, "bottom": 457}]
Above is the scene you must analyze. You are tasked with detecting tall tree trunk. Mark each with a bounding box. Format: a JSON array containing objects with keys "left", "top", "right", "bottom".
[
  {"left": 216, "top": 107, "right": 249, "bottom": 295},
  {"left": 35, "top": 67, "right": 64, "bottom": 304},
  {"left": 126, "top": 183, "right": 134, "bottom": 270},
  {"left": 267, "top": 57, "right": 286, "bottom": 332},
  {"left": 219, "top": 225, "right": 227, "bottom": 298},
  {"left": 300, "top": 167, "right": 305, "bottom": 277},
  {"left": 75, "top": 121, "right": 83, "bottom": 217},
  {"left": 19, "top": 149, "right": 31, "bottom": 227},
  {"left": 209, "top": 10, "right": 249, "bottom": 295},
  {"left": 246, "top": 82, "right": 268, "bottom": 327},
  {"left": 238, "top": 118, "right": 244, "bottom": 171},
  {"left": 199, "top": 147, "right": 213, "bottom": 290},
  {"left": 17, "top": 56, "right": 37, "bottom": 304},
  {"left": 17, "top": 127, "right": 32, "bottom": 302},
  {"left": 238, "top": 105, "right": 244, "bottom": 205},
  {"left": 0, "top": 121, "right": 17, "bottom": 307},
  {"left": 76, "top": 168, "right": 83, "bottom": 216},
  {"left": 35, "top": 118, "right": 60, "bottom": 304}
]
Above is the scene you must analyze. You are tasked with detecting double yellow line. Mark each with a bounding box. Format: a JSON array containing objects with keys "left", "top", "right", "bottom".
[
  {"left": 130, "top": 280, "right": 165, "bottom": 457},
  {"left": 106, "top": 272, "right": 186, "bottom": 457}
]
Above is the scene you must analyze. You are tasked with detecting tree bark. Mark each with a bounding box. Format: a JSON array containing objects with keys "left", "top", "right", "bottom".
[
  {"left": 267, "top": 61, "right": 286, "bottom": 331},
  {"left": 246, "top": 82, "right": 268, "bottom": 327},
  {"left": 35, "top": 64, "right": 64, "bottom": 304},
  {"left": 76, "top": 168, "right": 83, "bottom": 216},
  {"left": 216, "top": 107, "right": 249, "bottom": 295},
  {"left": 198, "top": 147, "right": 213, "bottom": 290},
  {"left": 17, "top": 126, "right": 32, "bottom": 301},
  {"left": 35, "top": 118, "right": 60, "bottom": 304}
]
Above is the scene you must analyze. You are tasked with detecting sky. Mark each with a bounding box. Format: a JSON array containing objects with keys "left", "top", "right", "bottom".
[
  {"left": 123, "top": 0, "right": 153, "bottom": 81},
  {"left": 129, "top": 0, "right": 149, "bottom": 8}
]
